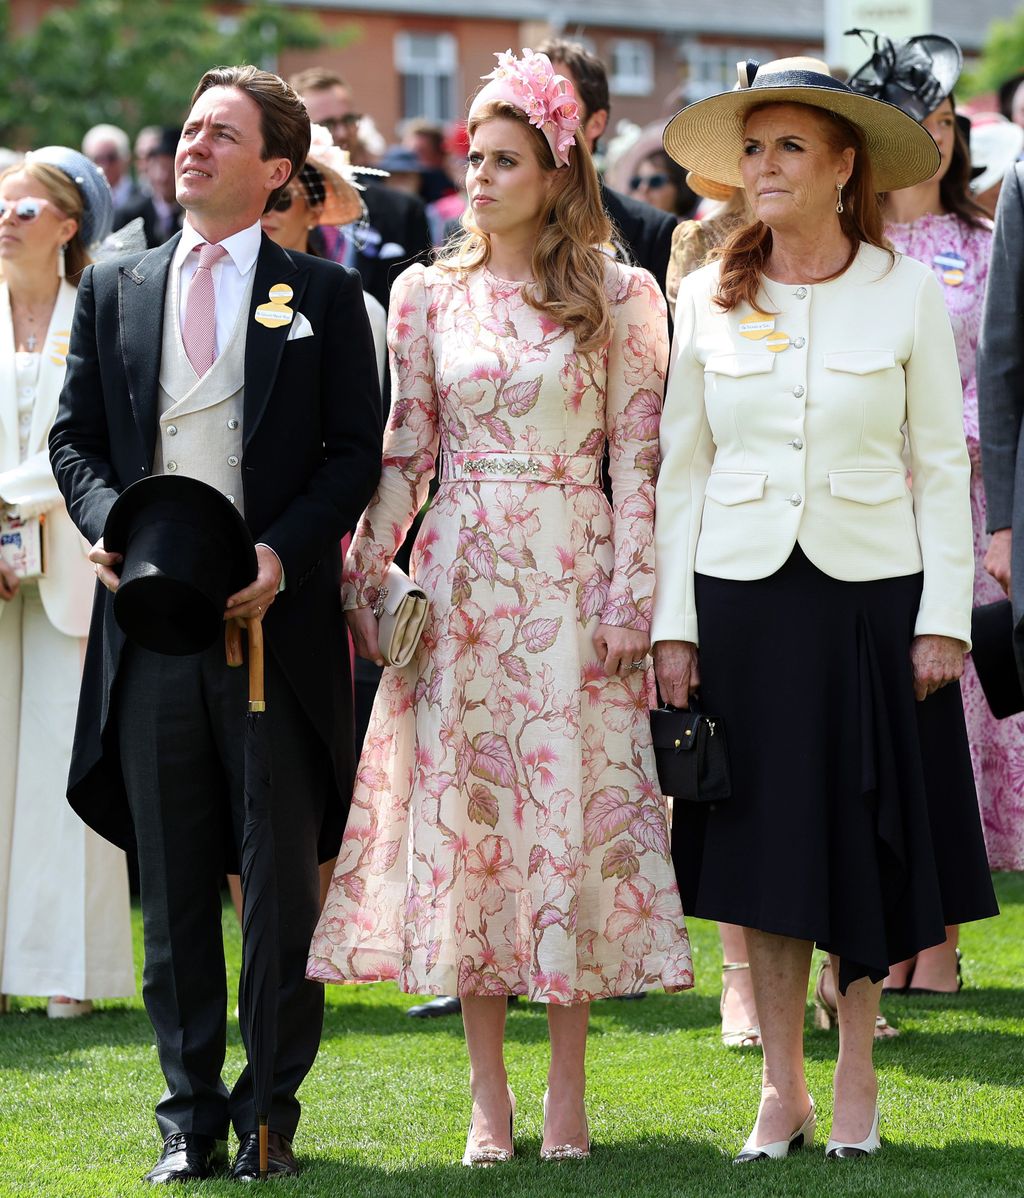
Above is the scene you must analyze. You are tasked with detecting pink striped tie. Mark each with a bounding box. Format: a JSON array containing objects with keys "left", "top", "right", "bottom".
[{"left": 182, "top": 242, "right": 228, "bottom": 376}]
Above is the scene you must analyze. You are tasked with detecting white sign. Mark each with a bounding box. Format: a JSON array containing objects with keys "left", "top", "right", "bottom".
[{"left": 825, "top": 0, "right": 934, "bottom": 73}]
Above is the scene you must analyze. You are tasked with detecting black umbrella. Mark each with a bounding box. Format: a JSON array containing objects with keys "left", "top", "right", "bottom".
[{"left": 228, "top": 616, "right": 278, "bottom": 1180}]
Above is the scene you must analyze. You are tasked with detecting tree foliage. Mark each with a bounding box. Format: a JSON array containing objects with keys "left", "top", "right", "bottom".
[
  {"left": 960, "top": 9, "right": 1024, "bottom": 99},
  {"left": 0, "top": 0, "right": 345, "bottom": 149}
]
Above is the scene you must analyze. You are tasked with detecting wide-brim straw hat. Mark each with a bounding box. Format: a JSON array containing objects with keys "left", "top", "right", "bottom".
[
  {"left": 303, "top": 154, "right": 363, "bottom": 227},
  {"left": 685, "top": 170, "right": 735, "bottom": 202},
  {"left": 664, "top": 56, "right": 940, "bottom": 194}
]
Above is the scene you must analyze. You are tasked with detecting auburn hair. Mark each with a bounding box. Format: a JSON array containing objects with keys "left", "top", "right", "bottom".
[
  {"left": 0, "top": 161, "right": 91, "bottom": 283},
  {"left": 436, "top": 99, "right": 613, "bottom": 353},
  {"left": 713, "top": 103, "right": 891, "bottom": 313}
]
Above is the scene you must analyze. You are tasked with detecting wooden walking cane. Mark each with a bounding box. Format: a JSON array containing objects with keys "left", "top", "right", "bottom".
[{"left": 225, "top": 616, "right": 273, "bottom": 1181}]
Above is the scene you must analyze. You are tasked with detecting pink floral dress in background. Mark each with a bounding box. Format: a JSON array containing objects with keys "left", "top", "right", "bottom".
[
  {"left": 888, "top": 212, "right": 1024, "bottom": 870},
  {"left": 307, "top": 261, "right": 693, "bottom": 1002}
]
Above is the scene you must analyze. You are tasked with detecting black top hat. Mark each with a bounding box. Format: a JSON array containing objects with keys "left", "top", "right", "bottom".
[
  {"left": 970, "top": 599, "right": 1024, "bottom": 720},
  {"left": 104, "top": 476, "right": 257, "bottom": 656},
  {"left": 846, "top": 29, "right": 963, "bottom": 122}
]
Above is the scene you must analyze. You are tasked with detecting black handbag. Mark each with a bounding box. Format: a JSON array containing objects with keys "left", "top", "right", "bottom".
[{"left": 650, "top": 699, "right": 731, "bottom": 804}]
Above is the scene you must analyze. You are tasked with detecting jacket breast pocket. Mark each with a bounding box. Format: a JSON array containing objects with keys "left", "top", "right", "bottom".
[
  {"left": 704, "top": 353, "right": 776, "bottom": 379},
  {"left": 828, "top": 468, "right": 908, "bottom": 504},
  {"left": 822, "top": 349, "right": 897, "bottom": 375},
  {"left": 705, "top": 470, "right": 768, "bottom": 505}
]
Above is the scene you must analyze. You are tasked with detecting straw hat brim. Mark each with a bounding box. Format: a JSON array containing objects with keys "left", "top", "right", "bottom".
[
  {"left": 685, "top": 170, "right": 736, "bottom": 202},
  {"left": 664, "top": 84, "right": 940, "bottom": 194},
  {"left": 306, "top": 155, "right": 364, "bottom": 226}
]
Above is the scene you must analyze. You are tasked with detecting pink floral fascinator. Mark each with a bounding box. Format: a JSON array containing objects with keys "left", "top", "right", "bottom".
[{"left": 469, "top": 48, "right": 581, "bottom": 168}]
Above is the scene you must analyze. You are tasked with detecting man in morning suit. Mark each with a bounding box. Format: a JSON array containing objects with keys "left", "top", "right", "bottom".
[{"left": 49, "top": 66, "right": 382, "bottom": 1183}]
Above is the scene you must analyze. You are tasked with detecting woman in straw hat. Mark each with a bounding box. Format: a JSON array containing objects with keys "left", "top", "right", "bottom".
[
  {"left": 654, "top": 57, "right": 997, "bottom": 1162},
  {"left": 224, "top": 125, "right": 389, "bottom": 922},
  {"left": 259, "top": 123, "right": 388, "bottom": 390}
]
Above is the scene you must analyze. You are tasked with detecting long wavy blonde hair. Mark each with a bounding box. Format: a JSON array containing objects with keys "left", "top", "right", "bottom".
[{"left": 437, "top": 99, "right": 613, "bottom": 353}]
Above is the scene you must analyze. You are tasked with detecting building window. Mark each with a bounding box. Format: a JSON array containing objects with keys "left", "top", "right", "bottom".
[
  {"left": 609, "top": 39, "right": 654, "bottom": 97},
  {"left": 394, "top": 31, "right": 458, "bottom": 122},
  {"left": 681, "top": 43, "right": 772, "bottom": 102}
]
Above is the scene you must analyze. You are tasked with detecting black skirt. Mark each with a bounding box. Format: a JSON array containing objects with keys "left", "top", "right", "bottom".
[{"left": 672, "top": 546, "right": 998, "bottom": 992}]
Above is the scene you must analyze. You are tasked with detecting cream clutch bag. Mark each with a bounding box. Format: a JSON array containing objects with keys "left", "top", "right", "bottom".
[{"left": 373, "top": 563, "right": 428, "bottom": 668}]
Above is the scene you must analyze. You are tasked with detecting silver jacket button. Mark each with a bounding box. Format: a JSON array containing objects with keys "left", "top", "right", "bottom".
[
  {"left": 795, "top": 286, "right": 808, "bottom": 299},
  {"left": 789, "top": 437, "right": 804, "bottom": 450},
  {"left": 789, "top": 493, "right": 803, "bottom": 506},
  {"left": 227, "top": 455, "right": 239, "bottom": 467},
  {"left": 166, "top": 424, "right": 177, "bottom": 436},
  {"left": 225, "top": 494, "right": 235, "bottom": 504},
  {"left": 793, "top": 384, "right": 805, "bottom": 398},
  {"left": 227, "top": 418, "right": 240, "bottom": 430},
  {"left": 793, "top": 336, "right": 806, "bottom": 348},
  {"left": 166, "top": 460, "right": 178, "bottom": 472}
]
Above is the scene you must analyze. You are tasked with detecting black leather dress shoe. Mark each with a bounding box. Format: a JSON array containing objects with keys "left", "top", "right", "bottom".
[
  {"left": 407, "top": 994, "right": 463, "bottom": 1018},
  {"left": 230, "top": 1131, "right": 299, "bottom": 1181},
  {"left": 143, "top": 1132, "right": 228, "bottom": 1184}
]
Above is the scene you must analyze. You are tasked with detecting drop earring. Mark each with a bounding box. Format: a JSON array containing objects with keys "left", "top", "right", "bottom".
[
  {"left": 835, "top": 182, "right": 844, "bottom": 215},
  {"left": 57, "top": 242, "right": 67, "bottom": 278}
]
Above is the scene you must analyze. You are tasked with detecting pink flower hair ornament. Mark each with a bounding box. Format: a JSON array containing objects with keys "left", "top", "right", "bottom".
[{"left": 469, "top": 48, "right": 582, "bottom": 168}]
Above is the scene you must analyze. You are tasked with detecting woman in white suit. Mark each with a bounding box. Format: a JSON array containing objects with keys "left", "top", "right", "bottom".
[
  {"left": 0, "top": 148, "right": 134, "bottom": 1016},
  {"left": 654, "top": 61, "right": 998, "bottom": 1161}
]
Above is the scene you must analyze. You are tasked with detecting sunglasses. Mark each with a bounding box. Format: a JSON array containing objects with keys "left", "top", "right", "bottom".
[
  {"left": 271, "top": 189, "right": 298, "bottom": 213},
  {"left": 630, "top": 173, "right": 670, "bottom": 190},
  {"left": 0, "top": 196, "right": 58, "bottom": 223},
  {"left": 320, "top": 113, "right": 362, "bottom": 130}
]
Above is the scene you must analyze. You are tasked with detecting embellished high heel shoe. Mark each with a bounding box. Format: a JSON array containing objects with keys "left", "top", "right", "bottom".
[
  {"left": 540, "top": 1089, "right": 590, "bottom": 1160},
  {"left": 462, "top": 1087, "right": 515, "bottom": 1167},
  {"left": 732, "top": 1101, "right": 815, "bottom": 1164},
  {"left": 812, "top": 958, "right": 898, "bottom": 1039},
  {"left": 826, "top": 1106, "right": 881, "bottom": 1159}
]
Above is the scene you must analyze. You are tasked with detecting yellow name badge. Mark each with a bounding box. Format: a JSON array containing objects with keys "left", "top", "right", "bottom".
[
  {"left": 49, "top": 329, "right": 70, "bottom": 366},
  {"left": 765, "top": 331, "right": 791, "bottom": 353},
  {"left": 255, "top": 283, "right": 294, "bottom": 329},
  {"left": 739, "top": 311, "right": 775, "bottom": 339}
]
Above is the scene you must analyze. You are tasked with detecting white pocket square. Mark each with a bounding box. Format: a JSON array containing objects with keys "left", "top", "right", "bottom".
[
  {"left": 378, "top": 242, "right": 406, "bottom": 260},
  {"left": 286, "top": 312, "right": 314, "bottom": 340}
]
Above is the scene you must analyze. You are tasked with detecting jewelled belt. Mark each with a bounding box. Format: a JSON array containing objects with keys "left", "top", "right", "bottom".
[{"left": 440, "top": 451, "right": 602, "bottom": 487}]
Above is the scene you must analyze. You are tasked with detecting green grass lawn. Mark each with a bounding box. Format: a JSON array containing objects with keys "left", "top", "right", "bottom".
[{"left": 1, "top": 873, "right": 1022, "bottom": 1197}]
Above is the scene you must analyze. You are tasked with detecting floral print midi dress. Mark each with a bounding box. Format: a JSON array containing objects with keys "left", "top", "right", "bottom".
[
  {"left": 888, "top": 214, "right": 1024, "bottom": 870},
  {"left": 307, "top": 260, "right": 693, "bottom": 1003}
]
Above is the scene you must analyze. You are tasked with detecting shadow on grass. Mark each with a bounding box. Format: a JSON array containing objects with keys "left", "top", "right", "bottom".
[
  {"left": 805, "top": 1022, "right": 1024, "bottom": 1088},
  {"left": 319, "top": 990, "right": 721, "bottom": 1045},
  {"left": 152, "top": 1137, "right": 1024, "bottom": 1198}
]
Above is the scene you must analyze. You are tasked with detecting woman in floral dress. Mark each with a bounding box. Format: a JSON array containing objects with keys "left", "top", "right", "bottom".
[
  {"left": 851, "top": 33, "right": 1017, "bottom": 997},
  {"left": 307, "top": 50, "right": 692, "bottom": 1164}
]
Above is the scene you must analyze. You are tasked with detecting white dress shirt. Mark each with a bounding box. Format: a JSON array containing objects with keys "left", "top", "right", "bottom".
[{"left": 172, "top": 218, "right": 284, "bottom": 591}]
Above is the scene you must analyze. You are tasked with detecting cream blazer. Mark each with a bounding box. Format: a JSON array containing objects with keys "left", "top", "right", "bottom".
[
  {"left": 651, "top": 243, "right": 974, "bottom": 648},
  {"left": 0, "top": 279, "right": 94, "bottom": 637}
]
